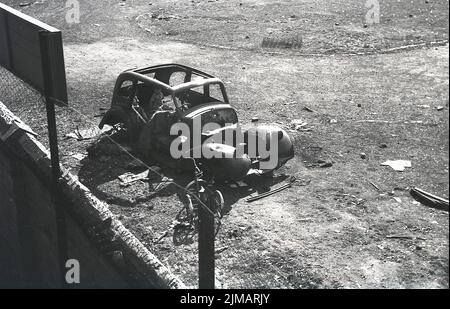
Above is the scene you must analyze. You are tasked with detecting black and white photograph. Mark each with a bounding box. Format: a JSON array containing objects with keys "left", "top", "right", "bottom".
[{"left": 0, "top": 0, "right": 448, "bottom": 293}]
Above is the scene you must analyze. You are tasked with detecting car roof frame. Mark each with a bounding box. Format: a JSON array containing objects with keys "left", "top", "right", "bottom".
[{"left": 116, "top": 64, "right": 230, "bottom": 103}]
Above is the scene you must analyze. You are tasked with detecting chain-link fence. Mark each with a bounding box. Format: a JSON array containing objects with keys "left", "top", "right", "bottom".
[{"left": 0, "top": 66, "right": 50, "bottom": 144}]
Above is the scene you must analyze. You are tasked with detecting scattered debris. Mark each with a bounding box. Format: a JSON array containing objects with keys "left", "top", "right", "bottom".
[
  {"left": 291, "top": 119, "right": 304, "bottom": 125},
  {"left": 392, "top": 197, "right": 402, "bottom": 203},
  {"left": 318, "top": 160, "right": 333, "bottom": 168},
  {"left": 118, "top": 170, "right": 150, "bottom": 187},
  {"left": 215, "top": 246, "right": 229, "bottom": 254},
  {"left": 290, "top": 119, "right": 312, "bottom": 131},
  {"left": 381, "top": 160, "right": 412, "bottom": 172},
  {"left": 386, "top": 234, "right": 426, "bottom": 241},
  {"left": 246, "top": 176, "right": 296, "bottom": 202},
  {"left": 71, "top": 153, "right": 87, "bottom": 161},
  {"left": 410, "top": 187, "right": 449, "bottom": 212},
  {"left": 368, "top": 180, "right": 380, "bottom": 191},
  {"left": 65, "top": 130, "right": 83, "bottom": 140},
  {"left": 393, "top": 186, "right": 409, "bottom": 191},
  {"left": 154, "top": 230, "right": 169, "bottom": 243},
  {"left": 386, "top": 235, "right": 412, "bottom": 240},
  {"left": 302, "top": 106, "right": 315, "bottom": 112},
  {"left": 66, "top": 125, "right": 113, "bottom": 141},
  {"left": 152, "top": 176, "right": 174, "bottom": 193}
]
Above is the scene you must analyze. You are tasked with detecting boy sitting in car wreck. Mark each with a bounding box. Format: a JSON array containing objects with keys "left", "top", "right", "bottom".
[{"left": 146, "top": 87, "right": 172, "bottom": 116}]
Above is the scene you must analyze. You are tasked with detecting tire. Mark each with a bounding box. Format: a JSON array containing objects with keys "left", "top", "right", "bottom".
[
  {"left": 183, "top": 180, "right": 223, "bottom": 235},
  {"left": 211, "top": 190, "right": 224, "bottom": 218}
]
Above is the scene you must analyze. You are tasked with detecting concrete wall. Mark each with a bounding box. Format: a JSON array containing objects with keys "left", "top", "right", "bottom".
[
  {"left": 0, "top": 151, "right": 24, "bottom": 287},
  {"left": 0, "top": 149, "right": 131, "bottom": 288}
]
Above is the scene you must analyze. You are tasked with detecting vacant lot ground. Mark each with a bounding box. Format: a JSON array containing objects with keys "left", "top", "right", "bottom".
[{"left": 1, "top": 0, "right": 448, "bottom": 288}]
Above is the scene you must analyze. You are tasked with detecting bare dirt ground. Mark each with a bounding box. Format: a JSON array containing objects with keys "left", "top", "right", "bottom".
[{"left": 1, "top": 0, "right": 448, "bottom": 288}]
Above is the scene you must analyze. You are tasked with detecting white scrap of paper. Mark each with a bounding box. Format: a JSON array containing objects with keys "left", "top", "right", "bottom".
[
  {"left": 392, "top": 197, "right": 402, "bottom": 203},
  {"left": 381, "top": 160, "right": 412, "bottom": 172}
]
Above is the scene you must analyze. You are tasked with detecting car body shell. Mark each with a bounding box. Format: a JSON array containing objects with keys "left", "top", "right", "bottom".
[{"left": 100, "top": 64, "right": 294, "bottom": 181}]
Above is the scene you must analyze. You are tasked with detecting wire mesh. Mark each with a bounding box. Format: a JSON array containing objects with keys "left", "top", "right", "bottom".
[{"left": 0, "top": 65, "right": 49, "bottom": 142}]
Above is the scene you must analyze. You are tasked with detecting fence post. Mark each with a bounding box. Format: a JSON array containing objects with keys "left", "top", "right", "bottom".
[
  {"left": 198, "top": 200, "right": 215, "bottom": 289},
  {"left": 39, "top": 30, "right": 68, "bottom": 287}
]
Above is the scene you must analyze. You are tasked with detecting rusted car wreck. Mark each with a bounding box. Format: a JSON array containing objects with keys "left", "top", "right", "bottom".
[{"left": 99, "top": 64, "right": 294, "bottom": 182}]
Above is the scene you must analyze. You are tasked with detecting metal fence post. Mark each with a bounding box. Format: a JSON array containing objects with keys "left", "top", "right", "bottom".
[
  {"left": 39, "top": 30, "right": 68, "bottom": 287},
  {"left": 198, "top": 200, "right": 215, "bottom": 289}
]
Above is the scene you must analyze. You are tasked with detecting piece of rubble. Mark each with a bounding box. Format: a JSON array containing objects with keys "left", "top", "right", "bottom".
[
  {"left": 392, "top": 197, "right": 402, "bottom": 203},
  {"left": 368, "top": 180, "right": 380, "bottom": 191},
  {"left": 118, "top": 170, "right": 150, "bottom": 187},
  {"left": 71, "top": 153, "right": 87, "bottom": 161},
  {"left": 154, "top": 231, "right": 169, "bottom": 243},
  {"left": 215, "top": 246, "right": 229, "bottom": 254},
  {"left": 381, "top": 160, "right": 412, "bottom": 172},
  {"left": 290, "top": 119, "right": 312, "bottom": 131},
  {"left": 66, "top": 125, "right": 113, "bottom": 141},
  {"left": 319, "top": 160, "right": 333, "bottom": 168},
  {"left": 302, "top": 106, "right": 314, "bottom": 112}
]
